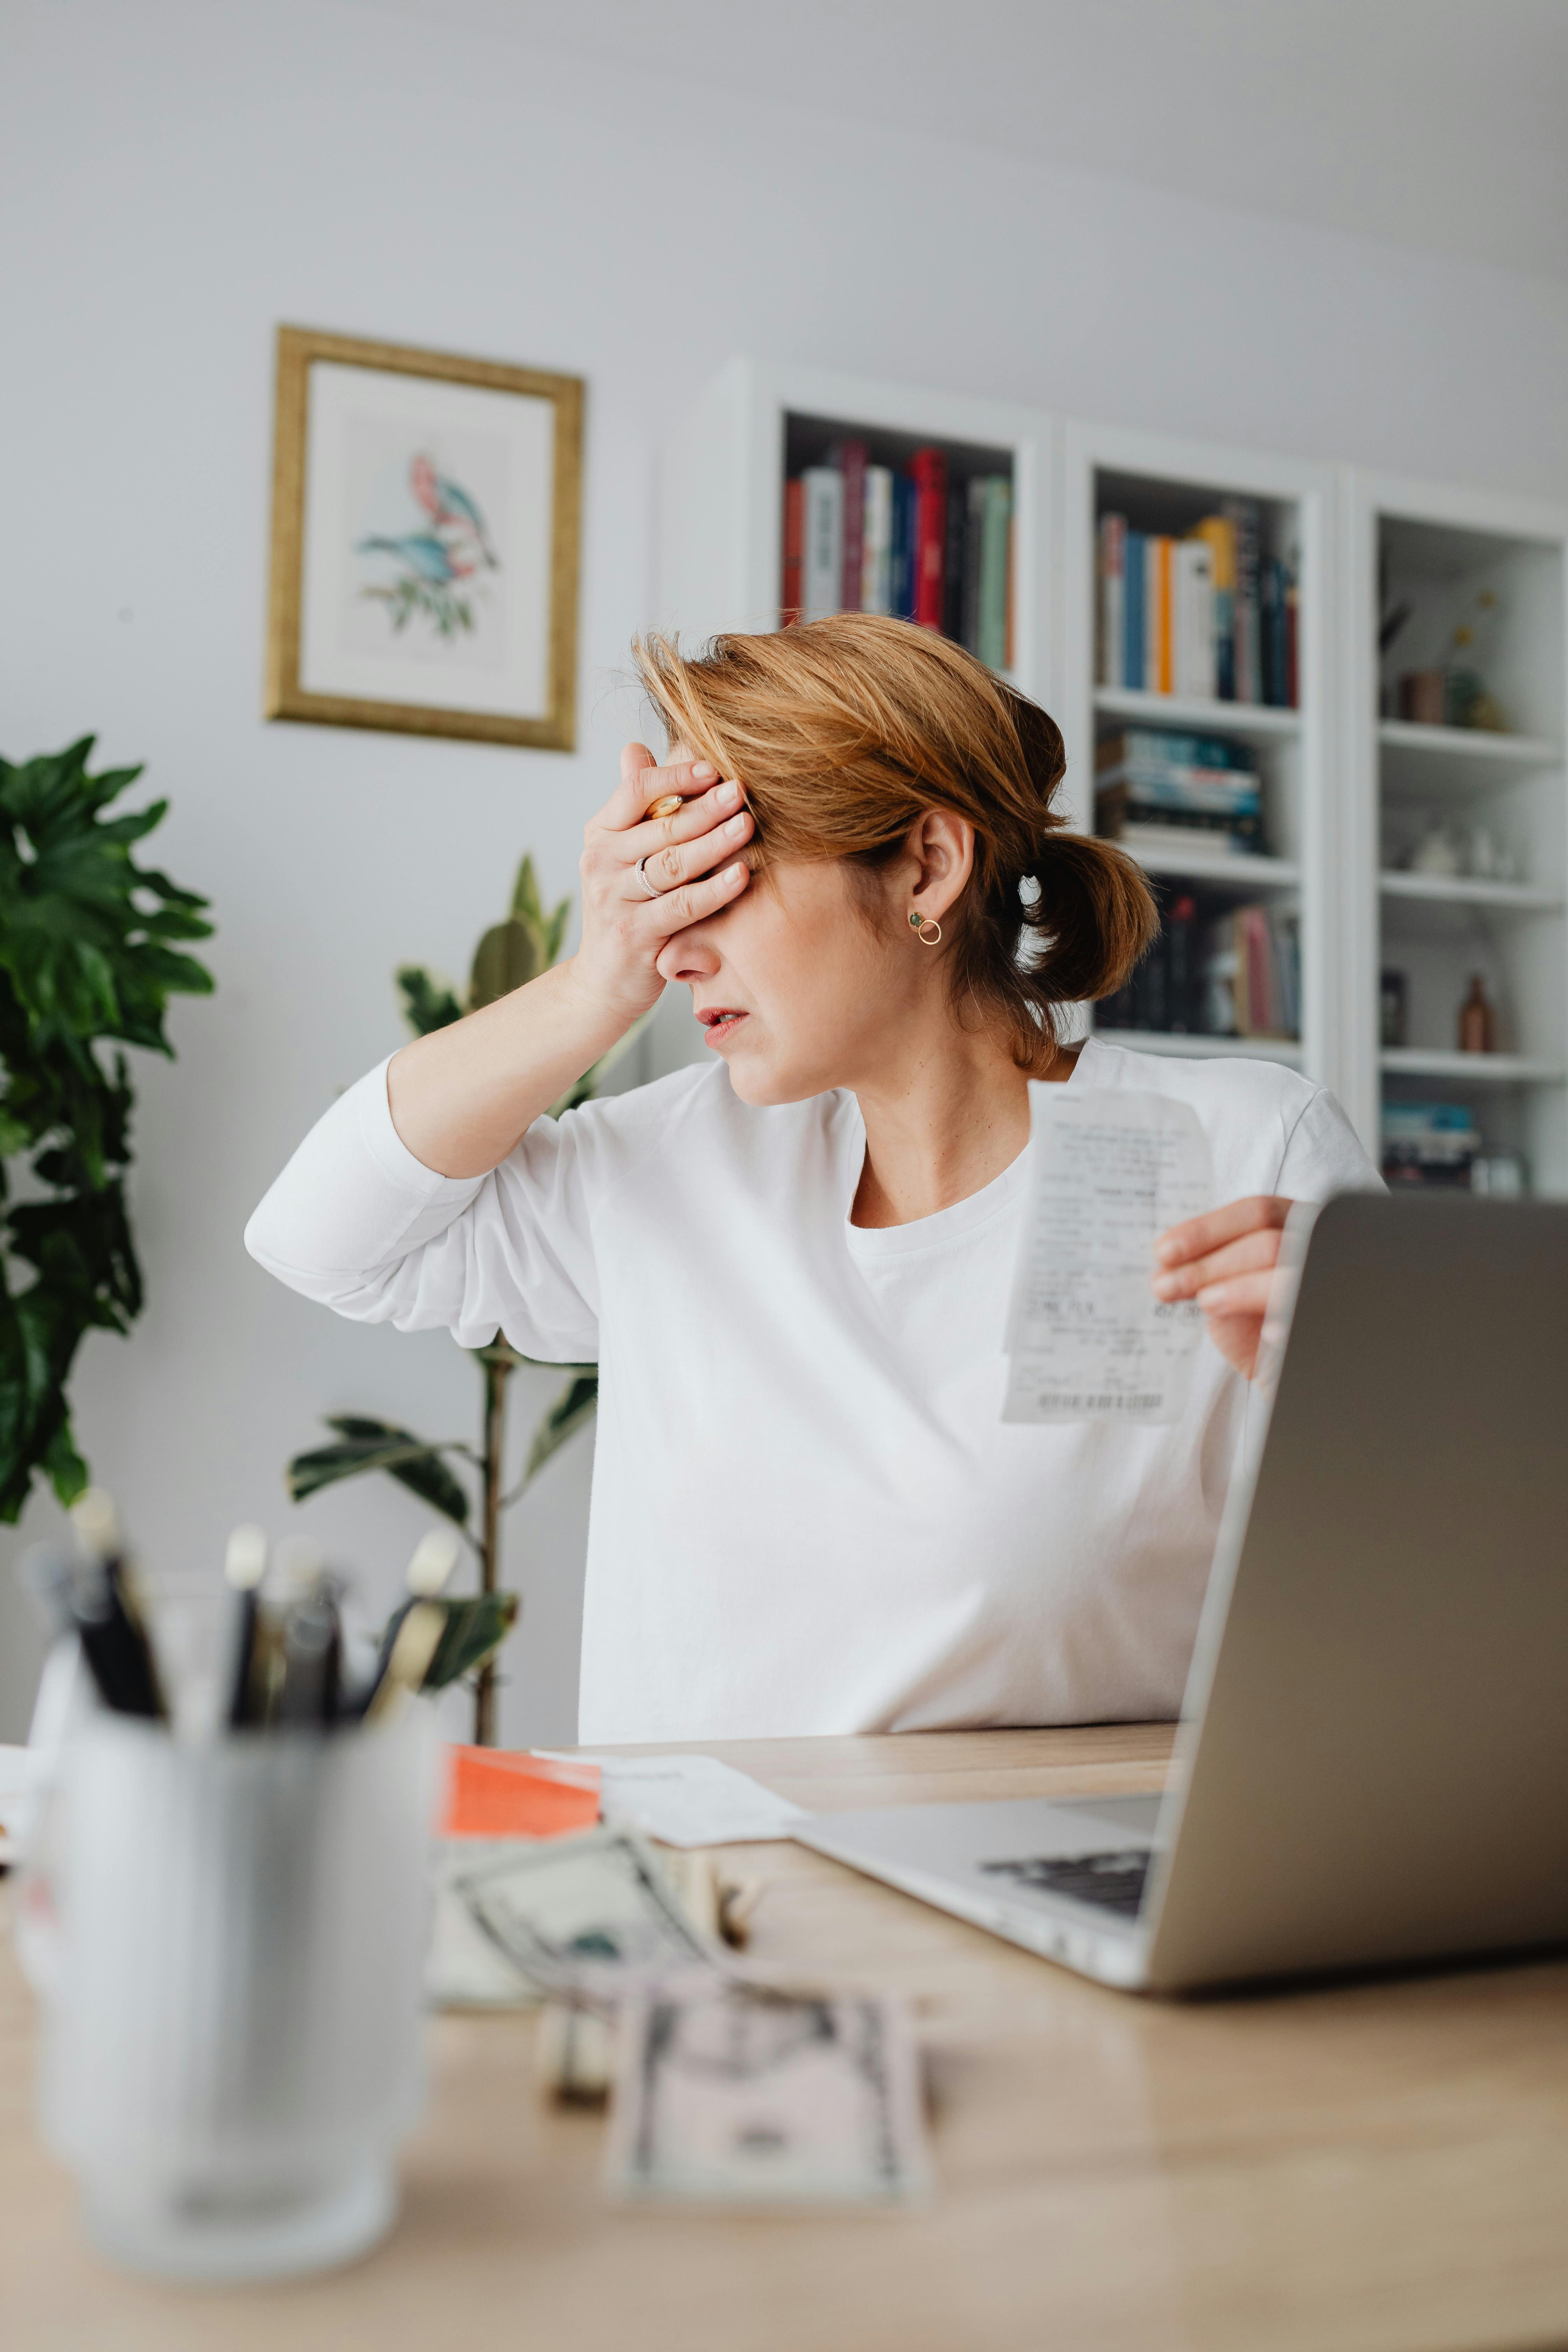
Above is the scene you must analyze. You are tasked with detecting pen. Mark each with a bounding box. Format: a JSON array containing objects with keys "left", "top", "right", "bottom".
[
  {"left": 224, "top": 1524, "right": 268, "bottom": 1729},
  {"left": 67, "top": 1490, "right": 166, "bottom": 1721},
  {"left": 363, "top": 1602, "right": 446, "bottom": 1723},
  {"left": 358, "top": 1529, "right": 461, "bottom": 1721},
  {"left": 276, "top": 1563, "right": 344, "bottom": 1729}
]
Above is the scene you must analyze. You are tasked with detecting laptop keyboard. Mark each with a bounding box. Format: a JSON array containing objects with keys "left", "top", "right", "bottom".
[{"left": 980, "top": 1848, "right": 1152, "bottom": 1919}]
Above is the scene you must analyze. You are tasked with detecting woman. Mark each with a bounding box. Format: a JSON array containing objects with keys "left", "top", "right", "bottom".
[{"left": 247, "top": 616, "right": 1376, "bottom": 1741}]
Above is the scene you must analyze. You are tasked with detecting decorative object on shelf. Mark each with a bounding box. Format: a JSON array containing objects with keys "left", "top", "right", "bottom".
[
  {"left": 1380, "top": 970, "right": 1408, "bottom": 1050},
  {"left": 1406, "top": 820, "right": 1465, "bottom": 878},
  {"left": 1471, "top": 1152, "right": 1527, "bottom": 1197},
  {"left": 0, "top": 738, "right": 214, "bottom": 1520},
  {"left": 1457, "top": 973, "right": 1498, "bottom": 1055},
  {"left": 265, "top": 326, "right": 583, "bottom": 750},
  {"left": 285, "top": 855, "right": 642, "bottom": 1746},
  {"left": 1398, "top": 671, "right": 1446, "bottom": 727},
  {"left": 1444, "top": 590, "right": 1507, "bottom": 732}
]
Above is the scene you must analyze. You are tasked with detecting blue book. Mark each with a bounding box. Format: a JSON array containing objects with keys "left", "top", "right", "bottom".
[
  {"left": 1123, "top": 531, "right": 1146, "bottom": 691},
  {"left": 895, "top": 476, "right": 921, "bottom": 621}
]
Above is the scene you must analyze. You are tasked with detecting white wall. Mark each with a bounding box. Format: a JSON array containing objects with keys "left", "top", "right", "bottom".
[{"left": 2, "top": 0, "right": 1566, "bottom": 1740}]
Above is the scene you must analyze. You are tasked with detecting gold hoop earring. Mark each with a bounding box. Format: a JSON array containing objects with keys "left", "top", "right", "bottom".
[{"left": 908, "top": 911, "right": 942, "bottom": 946}]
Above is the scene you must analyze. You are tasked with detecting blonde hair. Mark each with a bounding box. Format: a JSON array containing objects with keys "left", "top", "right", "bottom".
[{"left": 633, "top": 614, "right": 1157, "bottom": 1072}]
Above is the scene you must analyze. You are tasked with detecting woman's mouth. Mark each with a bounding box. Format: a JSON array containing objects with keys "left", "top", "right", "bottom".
[{"left": 698, "top": 1006, "right": 748, "bottom": 1046}]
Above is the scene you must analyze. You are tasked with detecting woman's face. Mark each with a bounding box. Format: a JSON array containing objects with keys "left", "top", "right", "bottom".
[{"left": 655, "top": 855, "right": 913, "bottom": 1106}]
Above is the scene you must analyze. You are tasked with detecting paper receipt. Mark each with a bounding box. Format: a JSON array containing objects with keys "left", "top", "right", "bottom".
[{"left": 1002, "top": 1087, "right": 1214, "bottom": 1424}]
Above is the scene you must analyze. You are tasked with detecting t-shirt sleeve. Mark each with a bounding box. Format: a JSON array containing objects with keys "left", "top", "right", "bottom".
[
  {"left": 1276, "top": 1085, "right": 1383, "bottom": 1202},
  {"left": 244, "top": 1058, "right": 601, "bottom": 1360}
]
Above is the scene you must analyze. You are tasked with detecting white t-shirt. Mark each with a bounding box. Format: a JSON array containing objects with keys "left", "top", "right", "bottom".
[{"left": 245, "top": 1036, "right": 1378, "bottom": 1741}]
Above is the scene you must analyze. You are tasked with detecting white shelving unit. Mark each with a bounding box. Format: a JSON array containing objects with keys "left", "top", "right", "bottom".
[
  {"left": 657, "top": 366, "right": 1568, "bottom": 1191},
  {"left": 1341, "top": 470, "right": 1568, "bottom": 1192},
  {"left": 1059, "top": 419, "right": 1337, "bottom": 1083}
]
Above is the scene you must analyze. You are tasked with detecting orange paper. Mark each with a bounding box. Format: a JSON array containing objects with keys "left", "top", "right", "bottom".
[{"left": 442, "top": 1744, "right": 601, "bottom": 1840}]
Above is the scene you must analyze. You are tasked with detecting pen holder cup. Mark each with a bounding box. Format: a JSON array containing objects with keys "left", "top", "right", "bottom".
[{"left": 25, "top": 1705, "right": 436, "bottom": 2281}]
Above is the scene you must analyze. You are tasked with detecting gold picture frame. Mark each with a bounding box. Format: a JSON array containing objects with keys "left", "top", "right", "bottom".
[{"left": 265, "top": 326, "right": 583, "bottom": 750}]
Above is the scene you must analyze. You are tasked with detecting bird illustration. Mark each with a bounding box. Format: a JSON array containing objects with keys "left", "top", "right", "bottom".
[
  {"left": 355, "top": 529, "right": 468, "bottom": 583},
  {"left": 410, "top": 453, "right": 498, "bottom": 567}
]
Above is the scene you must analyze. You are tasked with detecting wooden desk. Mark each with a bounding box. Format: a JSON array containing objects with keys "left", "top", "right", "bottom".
[{"left": 6, "top": 1726, "right": 1568, "bottom": 2352}]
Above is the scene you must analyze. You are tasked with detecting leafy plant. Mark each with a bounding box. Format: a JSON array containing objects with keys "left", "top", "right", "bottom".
[
  {"left": 288, "top": 856, "right": 642, "bottom": 1743},
  {"left": 0, "top": 738, "right": 214, "bottom": 1520}
]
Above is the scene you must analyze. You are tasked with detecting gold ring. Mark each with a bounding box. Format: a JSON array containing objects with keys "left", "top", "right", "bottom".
[{"left": 645, "top": 793, "right": 683, "bottom": 820}]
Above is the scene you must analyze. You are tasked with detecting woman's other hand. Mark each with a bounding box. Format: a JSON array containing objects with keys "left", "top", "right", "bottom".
[
  {"left": 567, "top": 743, "right": 752, "bottom": 1028},
  {"left": 1150, "top": 1195, "right": 1293, "bottom": 1379}
]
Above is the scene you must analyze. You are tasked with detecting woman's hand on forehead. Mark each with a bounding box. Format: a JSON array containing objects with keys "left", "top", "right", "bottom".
[{"left": 567, "top": 743, "right": 753, "bottom": 1028}]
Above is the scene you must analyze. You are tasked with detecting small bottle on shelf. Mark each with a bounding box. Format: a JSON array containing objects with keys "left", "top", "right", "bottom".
[{"left": 1457, "top": 973, "right": 1496, "bottom": 1055}]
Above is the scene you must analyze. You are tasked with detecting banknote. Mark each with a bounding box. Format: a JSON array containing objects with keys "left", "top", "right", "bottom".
[
  {"left": 455, "top": 1825, "right": 725, "bottom": 2001},
  {"left": 605, "top": 1980, "right": 931, "bottom": 2206}
]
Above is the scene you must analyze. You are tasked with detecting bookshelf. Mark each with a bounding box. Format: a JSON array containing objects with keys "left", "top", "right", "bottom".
[
  {"left": 1341, "top": 472, "right": 1568, "bottom": 1194},
  {"left": 1060, "top": 421, "right": 1335, "bottom": 1078},
  {"left": 656, "top": 358, "right": 1052, "bottom": 691}
]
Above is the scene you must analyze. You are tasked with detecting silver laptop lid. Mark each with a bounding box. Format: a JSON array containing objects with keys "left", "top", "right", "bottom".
[{"left": 1144, "top": 1193, "right": 1568, "bottom": 1992}]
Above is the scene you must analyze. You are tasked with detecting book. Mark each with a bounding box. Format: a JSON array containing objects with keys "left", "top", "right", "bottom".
[
  {"left": 780, "top": 478, "right": 804, "bottom": 626},
  {"left": 861, "top": 465, "right": 894, "bottom": 614},
  {"left": 1174, "top": 538, "right": 1216, "bottom": 699},
  {"left": 1124, "top": 531, "right": 1146, "bottom": 692},
  {"left": 962, "top": 475, "right": 986, "bottom": 654},
  {"left": 1191, "top": 515, "right": 1237, "bottom": 700},
  {"left": 1095, "top": 728, "right": 1259, "bottom": 778},
  {"left": 943, "top": 487, "right": 966, "bottom": 641},
  {"left": 802, "top": 468, "right": 844, "bottom": 624},
  {"left": 891, "top": 474, "right": 919, "bottom": 621},
  {"left": 909, "top": 446, "right": 948, "bottom": 630},
  {"left": 1004, "top": 511, "right": 1015, "bottom": 671},
  {"left": 1147, "top": 537, "right": 1175, "bottom": 695},
  {"left": 1098, "top": 514, "right": 1126, "bottom": 689},
  {"left": 1225, "top": 498, "right": 1261, "bottom": 705},
  {"left": 979, "top": 477, "right": 1012, "bottom": 670},
  {"left": 828, "top": 440, "right": 868, "bottom": 615}
]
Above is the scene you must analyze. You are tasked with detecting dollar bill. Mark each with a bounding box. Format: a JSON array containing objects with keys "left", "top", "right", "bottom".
[
  {"left": 455, "top": 1826, "right": 725, "bottom": 2002},
  {"left": 605, "top": 1980, "right": 931, "bottom": 2206}
]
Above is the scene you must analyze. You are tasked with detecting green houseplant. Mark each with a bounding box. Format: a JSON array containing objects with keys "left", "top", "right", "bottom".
[
  {"left": 0, "top": 738, "right": 214, "bottom": 1520},
  {"left": 287, "top": 856, "right": 637, "bottom": 1745}
]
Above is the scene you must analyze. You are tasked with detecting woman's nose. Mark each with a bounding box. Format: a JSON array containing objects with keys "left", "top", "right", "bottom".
[{"left": 657, "top": 929, "right": 721, "bottom": 984}]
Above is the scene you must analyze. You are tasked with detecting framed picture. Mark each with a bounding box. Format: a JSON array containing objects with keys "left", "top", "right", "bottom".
[{"left": 265, "top": 327, "right": 583, "bottom": 750}]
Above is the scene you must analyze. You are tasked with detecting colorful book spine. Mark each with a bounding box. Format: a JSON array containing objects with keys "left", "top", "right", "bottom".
[
  {"left": 1192, "top": 514, "right": 1237, "bottom": 700},
  {"left": 909, "top": 446, "right": 949, "bottom": 631},
  {"left": 829, "top": 440, "right": 868, "bottom": 615},
  {"left": 1098, "top": 513, "right": 1126, "bottom": 690},
  {"left": 861, "top": 466, "right": 894, "bottom": 615},
  {"left": 943, "top": 487, "right": 966, "bottom": 641},
  {"left": 891, "top": 475, "right": 919, "bottom": 621},
  {"left": 962, "top": 475, "right": 986, "bottom": 654},
  {"left": 1225, "top": 499, "right": 1261, "bottom": 704},
  {"left": 780, "top": 478, "right": 804, "bottom": 626},
  {"left": 802, "top": 468, "right": 844, "bottom": 624},
  {"left": 1148, "top": 537, "right": 1174, "bottom": 695},
  {"left": 1174, "top": 539, "right": 1215, "bottom": 699},
  {"left": 1123, "top": 531, "right": 1146, "bottom": 692},
  {"left": 978, "top": 478, "right": 1012, "bottom": 670}
]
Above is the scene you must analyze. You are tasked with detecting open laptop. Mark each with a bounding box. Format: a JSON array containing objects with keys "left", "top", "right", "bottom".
[{"left": 799, "top": 1194, "right": 1568, "bottom": 1993}]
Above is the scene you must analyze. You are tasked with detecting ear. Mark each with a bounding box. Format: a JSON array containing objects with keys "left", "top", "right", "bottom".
[{"left": 900, "top": 808, "right": 975, "bottom": 923}]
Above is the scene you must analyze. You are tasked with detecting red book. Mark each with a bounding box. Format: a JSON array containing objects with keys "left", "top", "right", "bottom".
[
  {"left": 827, "top": 440, "right": 867, "bottom": 613},
  {"left": 780, "top": 478, "right": 804, "bottom": 625},
  {"left": 909, "top": 446, "right": 948, "bottom": 631}
]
